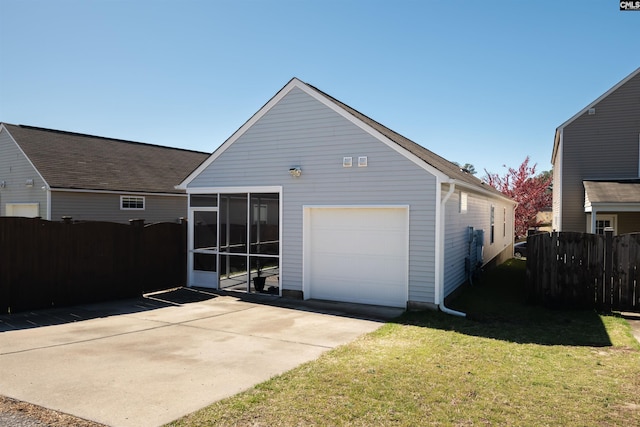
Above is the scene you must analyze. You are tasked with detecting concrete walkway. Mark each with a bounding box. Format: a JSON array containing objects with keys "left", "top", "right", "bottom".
[
  {"left": 622, "top": 312, "right": 640, "bottom": 345},
  {"left": 0, "top": 289, "right": 403, "bottom": 427}
]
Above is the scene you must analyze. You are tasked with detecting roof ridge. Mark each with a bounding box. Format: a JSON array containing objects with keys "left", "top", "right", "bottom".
[
  {"left": 304, "top": 84, "right": 458, "bottom": 166},
  {"left": 303, "top": 82, "right": 492, "bottom": 189},
  {"left": 9, "top": 124, "right": 209, "bottom": 155}
]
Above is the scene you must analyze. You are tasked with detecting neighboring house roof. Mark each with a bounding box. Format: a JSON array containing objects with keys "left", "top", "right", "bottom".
[
  {"left": 180, "top": 78, "right": 513, "bottom": 203},
  {"left": 584, "top": 179, "right": 640, "bottom": 204},
  {"left": 551, "top": 67, "right": 640, "bottom": 165},
  {"left": 1, "top": 123, "right": 209, "bottom": 194}
]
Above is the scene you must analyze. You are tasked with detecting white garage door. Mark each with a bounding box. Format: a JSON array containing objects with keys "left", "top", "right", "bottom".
[{"left": 305, "top": 207, "right": 408, "bottom": 308}]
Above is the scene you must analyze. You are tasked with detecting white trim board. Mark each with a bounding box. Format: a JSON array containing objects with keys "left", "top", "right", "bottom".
[{"left": 178, "top": 78, "right": 450, "bottom": 189}]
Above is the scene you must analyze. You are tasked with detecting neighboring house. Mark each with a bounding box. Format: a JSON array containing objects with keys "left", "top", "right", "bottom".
[
  {"left": 178, "top": 78, "right": 516, "bottom": 310},
  {"left": 532, "top": 208, "right": 553, "bottom": 234},
  {"left": 0, "top": 123, "right": 208, "bottom": 223},
  {"left": 552, "top": 67, "right": 640, "bottom": 235}
]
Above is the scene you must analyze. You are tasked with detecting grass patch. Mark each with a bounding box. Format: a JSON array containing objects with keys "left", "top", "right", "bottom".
[{"left": 166, "top": 259, "right": 640, "bottom": 426}]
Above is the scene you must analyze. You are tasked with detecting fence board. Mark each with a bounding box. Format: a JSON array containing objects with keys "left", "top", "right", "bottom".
[
  {"left": 527, "top": 231, "right": 640, "bottom": 312},
  {"left": 0, "top": 217, "right": 187, "bottom": 313}
]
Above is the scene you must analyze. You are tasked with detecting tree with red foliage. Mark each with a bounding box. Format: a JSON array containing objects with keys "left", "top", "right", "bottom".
[{"left": 484, "top": 157, "right": 552, "bottom": 239}]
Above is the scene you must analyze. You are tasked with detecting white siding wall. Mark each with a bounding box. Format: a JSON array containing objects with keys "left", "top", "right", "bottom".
[
  {"left": 552, "top": 139, "right": 562, "bottom": 231},
  {"left": 51, "top": 191, "right": 187, "bottom": 224},
  {"left": 189, "top": 87, "right": 439, "bottom": 304},
  {"left": 0, "top": 128, "right": 48, "bottom": 218},
  {"left": 443, "top": 188, "right": 514, "bottom": 297}
]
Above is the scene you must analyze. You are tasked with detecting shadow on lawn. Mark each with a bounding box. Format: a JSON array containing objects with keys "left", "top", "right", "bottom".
[{"left": 399, "top": 259, "right": 613, "bottom": 347}]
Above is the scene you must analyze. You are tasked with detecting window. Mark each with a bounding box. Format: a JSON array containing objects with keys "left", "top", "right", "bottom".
[
  {"left": 503, "top": 207, "right": 507, "bottom": 237},
  {"left": 490, "top": 205, "right": 495, "bottom": 244},
  {"left": 6, "top": 203, "right": 39, "bottom": 218},
  {"left": 121, "top": 196, "right": 145, "bottom": 210},
  {"left": 459, "top": 192, "right": 468, "bottom": 214},
  {"left": 595, "top": 214, "right": 617, "bottom": 235}
]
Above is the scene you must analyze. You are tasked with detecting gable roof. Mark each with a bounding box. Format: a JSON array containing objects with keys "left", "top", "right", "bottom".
[
  {"left": 180, "top": 78, "right": 511, "bottom": 202},
  {"left": 584, "top": 179, "right": 640, "bottom": 204},
  {"left": 1, "top": 123, "right": 209, "bottom": 194},
  {"left": 551, "top": 67, "right": 640, "bottom": 165}
]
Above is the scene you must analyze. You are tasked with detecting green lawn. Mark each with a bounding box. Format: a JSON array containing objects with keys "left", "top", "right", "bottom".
[{"left": 166, "top": 259, "right": 640, "bottom": 426}]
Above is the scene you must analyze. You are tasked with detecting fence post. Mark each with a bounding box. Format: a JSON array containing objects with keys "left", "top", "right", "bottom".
[
  {"left": 129, "top": 219, "right": 145, "bottom": 296},
  {"left": 603, "top": 228, "right": 614, "bottom": 311},
  {"left": 179, "top": 217, "right": 188, "bottom": 287}
]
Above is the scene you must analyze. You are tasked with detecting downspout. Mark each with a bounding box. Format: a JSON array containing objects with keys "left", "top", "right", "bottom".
[
  {"left": 45, "top": 186, "right": 51, "bottom": 220},
  {"left": 439, "top": 181, "right": 466, "bottom": 317}
]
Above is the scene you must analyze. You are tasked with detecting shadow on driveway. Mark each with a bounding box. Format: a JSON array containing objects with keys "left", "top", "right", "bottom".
[
  {"left": 0, "top": 287, "right": 404, "bottom": 333},
  {"left": 0, "top": 288, "right": 398, "bottom": 427},
  {"left": 0, "top": 288, "right": 220, "bottom": 332}
]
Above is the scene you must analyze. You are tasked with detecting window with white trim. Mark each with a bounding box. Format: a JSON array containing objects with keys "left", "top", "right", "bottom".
[
  {"left": 121, "top": 196, "right": 145, "bottom": 210},
  {"left": 459, "top": 192, "right": 468, "bottom": 214},
  {"left": 503, "top": 207, "right": 507, "bottom": 237},
  {"left": 595, "top": 214, "right": 617, "bottom": 235},
  {"left": 490, "top": 205, "right": 495, "bottom": 244}
]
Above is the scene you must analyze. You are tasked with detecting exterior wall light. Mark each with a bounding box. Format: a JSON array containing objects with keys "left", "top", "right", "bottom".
[{"left": 289, "top": 167, "right": 302, "bottom": 177}]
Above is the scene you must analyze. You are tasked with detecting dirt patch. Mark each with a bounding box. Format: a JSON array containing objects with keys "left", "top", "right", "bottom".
[{"left": 0, "top": 396, "right": 106, "bottom": 427}]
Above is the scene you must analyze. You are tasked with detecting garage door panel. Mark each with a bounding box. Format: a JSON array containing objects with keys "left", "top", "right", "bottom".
[
  {"left": 311, "top": 229, "right": 406, "bottom": 257},
  {"left": 306, "top": 207, "right": 408, "bottom": 308}
]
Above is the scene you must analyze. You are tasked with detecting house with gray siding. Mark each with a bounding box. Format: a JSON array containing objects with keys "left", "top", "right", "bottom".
[
  {"left": 178, "top": 78, "right": 515, "bottom": 311},
  {"left": 0, "top": 123, "right": 208, "bottom": 223},
  {"left": 551, "top": 67, "right": 640, "bottom": 235}
]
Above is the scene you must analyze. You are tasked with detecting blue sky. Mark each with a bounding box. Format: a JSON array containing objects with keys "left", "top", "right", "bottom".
[{"left": 1, "top": 1, "right": 638, "bottom": 177}]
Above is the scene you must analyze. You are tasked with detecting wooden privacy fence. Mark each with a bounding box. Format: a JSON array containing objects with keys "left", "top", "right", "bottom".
[
  {"left": 526, "top": 230, "right": 640, "bottom": 312},
  {"left": 0, "top": 217, "right": 187, "bottom": 314}
]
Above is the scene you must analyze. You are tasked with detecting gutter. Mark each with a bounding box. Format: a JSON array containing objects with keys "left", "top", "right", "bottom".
[{"left": 438, "top": 181, "right": 466, "bottom": 318}]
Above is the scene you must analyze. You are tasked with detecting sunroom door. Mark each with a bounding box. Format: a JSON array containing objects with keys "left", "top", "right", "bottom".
[{"left": 189, "top": 208, "right": 218, "bottom": 288}]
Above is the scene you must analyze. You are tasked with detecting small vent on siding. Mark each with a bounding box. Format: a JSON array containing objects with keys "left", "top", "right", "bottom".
[{"left": 588, "top": 108, "right": 596, "bottom": 115}]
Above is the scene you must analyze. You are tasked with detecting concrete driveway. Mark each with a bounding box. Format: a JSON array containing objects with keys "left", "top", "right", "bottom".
[{"left": 0, "top": 289, "right": 402, "bottom": 427}]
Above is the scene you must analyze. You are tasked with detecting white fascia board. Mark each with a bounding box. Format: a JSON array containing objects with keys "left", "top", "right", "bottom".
[
  {"left": 177, "top": 78, "right": 304, "bottom": 190},
  {"left": 450, "top": 179, "right": 516, "bottom": 206},
  {"left": 2, "top": 124, "right": 50, "bottom": 190},
  {"left": 302, "top": 204, "right": 410, "bottom": 210},
  {"left": 585, "top": 202, "right": 640, "bottom": 213},
  {"left": 297, "top": 81, "right": 450, "bottom": 182},
  {"left": 552, "top": 68, "right": 640, "bottom": 166},
  {"left": 186, "top": 186, "right": 282, "bottom": 194},
  {"left": 179, "top": 77, "right": 469, "bottom": 189},
  {"left": 555, "top": 67, "right": 640, "bottom": 132},
  {"left": 551, "top": 128, "right": 561, "bottom": 165}
]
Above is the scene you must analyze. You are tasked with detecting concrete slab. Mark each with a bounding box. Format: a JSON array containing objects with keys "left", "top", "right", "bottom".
[
  {"left": 621, "top": 312, "right": 640, "bottom": 344},
  {"left": 0, "top": 292, "right": 401, "bottom": 427}
]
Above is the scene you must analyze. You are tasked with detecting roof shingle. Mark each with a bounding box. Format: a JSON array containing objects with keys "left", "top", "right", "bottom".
[
  {"left": 2, "top": 124, "right": 208, "bottom": 194},
  {"left": 306, "top": 82, "right": 506, "bottom": 198}
]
